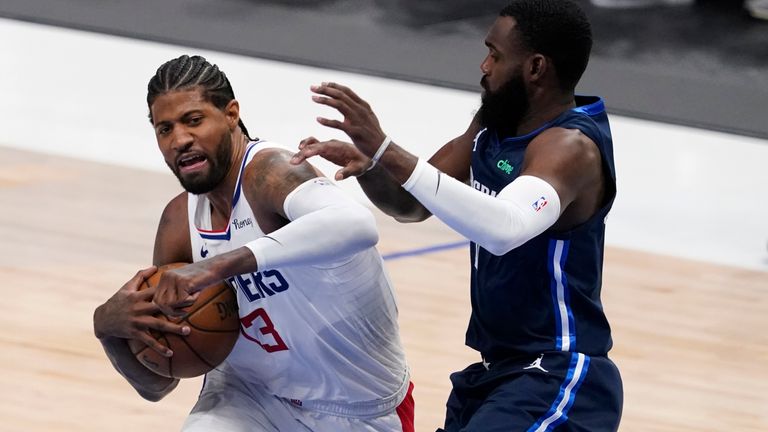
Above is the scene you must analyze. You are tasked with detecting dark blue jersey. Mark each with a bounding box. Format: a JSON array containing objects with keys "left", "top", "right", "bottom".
[{"left": 467, "top": 95, "right": 617, "bottom": 361}]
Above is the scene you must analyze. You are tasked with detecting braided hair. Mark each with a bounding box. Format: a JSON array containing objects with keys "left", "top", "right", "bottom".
[{"left": 147, "top": 55, "right": 251, "bottom": 139}]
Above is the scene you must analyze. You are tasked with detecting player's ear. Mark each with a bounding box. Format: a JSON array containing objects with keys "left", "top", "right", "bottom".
[
  {"left": 224, "top": 99, "right": 240, "bottom": 131},
  {"left": 527, "top": 54, "right": 548, "bottom": 83}
]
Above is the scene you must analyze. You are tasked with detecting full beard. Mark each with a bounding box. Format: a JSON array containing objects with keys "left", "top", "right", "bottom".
[
  {"left": 478, "top": 73, "right": 530, "bottom": 137},
  {"left": 172, "top": 131, "right": 233, "bottom": 195}
]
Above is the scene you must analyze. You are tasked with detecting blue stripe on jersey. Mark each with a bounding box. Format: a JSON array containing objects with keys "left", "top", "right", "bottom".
[
  {"left": 527, "top": 353, "right": 591, "bottom": 432},
  {"left": 199, "top": 230, "right": 231, "bottom": 241},
  {"left": 197, "top": 141, "right": 260, "bottom": 241},
  {"left": 549, "top": 239, "right": 575, "bottom": 351},
  {"left": 231, "top": 141, "right": 260, "bottom": 208},
  {"left": 571, "top": 96, "right": 605, "bottom": 116}
]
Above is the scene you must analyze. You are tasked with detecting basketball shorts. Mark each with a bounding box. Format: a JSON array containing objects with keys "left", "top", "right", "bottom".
[
  {"left": 182, "top": 364, "right": 415, "bottom": 432},
  {"left": 439, "top": 351, "right": 622, "bottom": 432}
]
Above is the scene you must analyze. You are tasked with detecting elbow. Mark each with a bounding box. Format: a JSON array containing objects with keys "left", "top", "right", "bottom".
[
  {"left": 135, "top": 378, "right": 179, "bottom": 402},
  {"left": 484, "top": 242, "right": 511, "bottom": 256},
  {"left": 137, "top": 389, "right": 166, "bottom": 403},
  {"left": 481, "top": 237, "right": 522, "bottom": 256},
  {"left": 392, "top": 206, "right": 431, "bottom": 224},
  {"left": 346, "top": 206, "right": 379, "bottom": 249}
]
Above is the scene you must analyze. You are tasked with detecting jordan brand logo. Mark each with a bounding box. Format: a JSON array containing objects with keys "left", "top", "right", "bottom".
[
  {"left": 523, "top": 354, "right": 548, "bottom": 373},
  {"left": 200, "top": 244, "right": 209, "bottom": 258}
]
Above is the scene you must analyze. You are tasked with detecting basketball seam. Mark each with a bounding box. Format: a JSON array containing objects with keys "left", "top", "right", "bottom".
[{"left": 184, "top": 286, "right": 239, "bottom": 332}]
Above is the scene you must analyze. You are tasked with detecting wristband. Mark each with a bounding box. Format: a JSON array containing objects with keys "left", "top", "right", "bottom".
[{"left": 365, "top": 136, "right": 393, "bottom": 172}]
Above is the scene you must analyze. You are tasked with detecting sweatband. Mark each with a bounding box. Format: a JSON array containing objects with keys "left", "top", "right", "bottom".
[
  {"left": 244, "top": 177, "right": 379, "bottom": 269},
  {"left": 402, "top": 159, "right": 561, "bottom": 255},
  {"left": 365, "top": 136, "right": 393, "bottom": 172}
]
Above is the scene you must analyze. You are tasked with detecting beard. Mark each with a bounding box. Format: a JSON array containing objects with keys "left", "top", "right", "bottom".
[
  {"left": 170, "top": 131, "right": 233, "bottom": 195},
  {"left": 478, "top": 72, "right": 530, "bottom": 137}
]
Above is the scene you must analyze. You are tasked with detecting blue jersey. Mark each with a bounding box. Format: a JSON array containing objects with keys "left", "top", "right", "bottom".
[{"left": 467, "top": 95, "right": 617, "bottom": 361}]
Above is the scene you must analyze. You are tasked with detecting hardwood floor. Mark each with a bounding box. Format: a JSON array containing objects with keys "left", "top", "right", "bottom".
[{"left": 1, "top": 146, "right": 766, "bottom": 431}]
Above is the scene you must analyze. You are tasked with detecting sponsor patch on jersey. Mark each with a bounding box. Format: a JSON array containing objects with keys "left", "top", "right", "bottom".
[{"left": 496, "top": 159, "right": 514, "bottom": 175}]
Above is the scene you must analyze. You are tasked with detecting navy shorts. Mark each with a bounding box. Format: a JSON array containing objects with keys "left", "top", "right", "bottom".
[{"left": 439, "top": 352, "right": 622, "bottom": 432}]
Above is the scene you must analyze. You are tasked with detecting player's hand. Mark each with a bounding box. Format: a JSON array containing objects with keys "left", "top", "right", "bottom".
[
  {"left": 310, "top": 82, "right": 388, "bottom": 158},
  {"left": 93, "top": 267, "right": 190, "bottom": 356},
  {"left": 292, "top": 136, "right": 372, "bottom": 180},
  {"left": 152, "top": 262, "right": 211, "bottom": 318}
]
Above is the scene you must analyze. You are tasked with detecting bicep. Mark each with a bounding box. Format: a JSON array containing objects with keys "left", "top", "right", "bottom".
[
  {"left": 519, "top": 128, "right": 602, "bottom": 212},
  {"left": 152, "top": 193, "right": 193, "bottom": 266}
]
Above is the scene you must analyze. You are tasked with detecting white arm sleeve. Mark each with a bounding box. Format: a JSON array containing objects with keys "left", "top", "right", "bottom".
[
  {"left": 244, "top": 178, "right": 379, "bottom": 269},
  {"left": 402, "top": 159, "right": 561, "bottom": 255}
]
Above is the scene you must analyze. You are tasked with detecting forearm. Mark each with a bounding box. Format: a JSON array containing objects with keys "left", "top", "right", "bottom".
[
  {"left": 357, "top": 141, "right": 433, "bottom": 222},
  {"left": 358, "top": 164, "right": 431, "bottom": 223},
  {"left": 95, "top": 326, "right": 178, "bottom": 401}
]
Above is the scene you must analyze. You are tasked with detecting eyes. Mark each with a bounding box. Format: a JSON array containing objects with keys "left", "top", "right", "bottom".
[{"left": 156, "top": 116, "right": 204, "bottom": 136}]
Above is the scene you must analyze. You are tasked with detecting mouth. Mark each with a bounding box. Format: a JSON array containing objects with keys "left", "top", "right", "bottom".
[{"left": 176, "top": 153, "right": 208, "bottom": 173}]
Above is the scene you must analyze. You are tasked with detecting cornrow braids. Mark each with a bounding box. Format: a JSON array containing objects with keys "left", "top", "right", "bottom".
[{"left": 147, "top": 55, "right": 251, "bottom": 139}]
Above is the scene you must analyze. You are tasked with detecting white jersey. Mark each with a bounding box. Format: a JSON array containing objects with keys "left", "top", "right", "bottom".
[{"left": 187, "top": 140, "right": 409, "bottom": 417}]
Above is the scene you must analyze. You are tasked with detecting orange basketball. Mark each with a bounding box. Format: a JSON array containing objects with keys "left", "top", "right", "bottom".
[{"left": 128, "top": 262, "right": 240, "bottom": 378}]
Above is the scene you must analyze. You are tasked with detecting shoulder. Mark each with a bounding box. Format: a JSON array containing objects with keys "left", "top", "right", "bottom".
[
  {"left": 241, "top": 146, "right": 321, "bottom": 217},
  {"left": 153, "top": 192, "right": 192, "bottom": 265},
  {"left": 527, "top": 126, "right": 601, "bottom": 169},
  {"left": 159, "top": 192, "right": 188, "bottom": 223}
]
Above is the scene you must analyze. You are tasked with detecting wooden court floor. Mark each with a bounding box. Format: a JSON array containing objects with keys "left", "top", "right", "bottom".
[{"left": 1, "top": 146, "right": 766, "bottom": 432}]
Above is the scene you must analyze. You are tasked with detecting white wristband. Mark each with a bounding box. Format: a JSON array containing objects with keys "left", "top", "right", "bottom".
[{"left": 365, "top": 136, "right": 393, "bottom": 172}]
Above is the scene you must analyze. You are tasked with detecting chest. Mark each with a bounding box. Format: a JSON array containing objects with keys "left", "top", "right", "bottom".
[{"left": 471, "top": 134, "right": 529, "bottom": 196}]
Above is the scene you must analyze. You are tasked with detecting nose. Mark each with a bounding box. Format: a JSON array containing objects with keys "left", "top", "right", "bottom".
[
  {"left": 171, "top": 126, "right": 194, "bottom": 152},
  {"left": 480, "top": 54, "right": 491, "bottom": 75}
]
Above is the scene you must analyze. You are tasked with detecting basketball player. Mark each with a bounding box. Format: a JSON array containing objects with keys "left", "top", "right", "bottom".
[
  {"left": 291, "top": 1, "right": 623, "bottom": 430},
  {"left": 93, "top": 55, "right": 414, "bottom": 432}
]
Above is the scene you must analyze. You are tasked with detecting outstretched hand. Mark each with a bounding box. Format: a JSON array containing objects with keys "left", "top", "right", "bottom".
[
  {"left": 94, "top": 267, "right": 190, "bottom": 357},
  {"left": 291, "top": 136, "right": 371, "bottom": 180},
  {"left": 310, "top": 82, "right": 388, "bottom": 158}
]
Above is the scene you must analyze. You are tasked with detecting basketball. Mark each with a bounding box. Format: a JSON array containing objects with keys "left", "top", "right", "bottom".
[{"left": 128, "top": 263, "right": 240, "bottom": 378}]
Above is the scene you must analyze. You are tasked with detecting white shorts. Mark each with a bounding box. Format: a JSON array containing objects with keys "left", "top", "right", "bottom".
[{"left": 181, "top": 366, "right": 412, "bottom": 432}]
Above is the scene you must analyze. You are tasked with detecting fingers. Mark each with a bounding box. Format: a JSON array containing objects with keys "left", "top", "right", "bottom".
[
  {"left": 336, "top": 167, "right": 354, "bottom": 181},
  {"left": 125, "top": 266, "right": 157, "bottom": 293},
  {"left": 155, "top": 299, "right": 193, "bottom": 318},
  {"left": 298, "top": 136, "right": 319, "bottom": 150},
  {"left": 310, "top": 82, "right": 372, "bottom": 122},
  {"left": 312, "top": 82, "right": 368, "bottom": 108},
  {"left": 136, "top": 266, "right": 158, "bottom": 280},
  {"left": 135, "top": 330, "right": 174, "bottom": 357},
  {"left": 315, "top": 116, "right": 345, "bottom": 132}
]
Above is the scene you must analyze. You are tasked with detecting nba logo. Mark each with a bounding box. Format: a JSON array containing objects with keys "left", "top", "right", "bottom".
[{"left": 532, "top": 196, "right": 548, "bottom": 212}]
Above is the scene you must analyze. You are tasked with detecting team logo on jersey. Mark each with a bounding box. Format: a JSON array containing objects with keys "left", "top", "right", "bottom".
[
  {"left": 496, "top": 159, "right": 514, "bottom": 175},
  {"left": 523, "top": 354, "right": 549, "bottom": 373},
  {"left": 532, "top": 196, "right": 548, "bottom": 212},
  {"left": 200, "top": 244, "right": 209, "bottom": 258}
]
